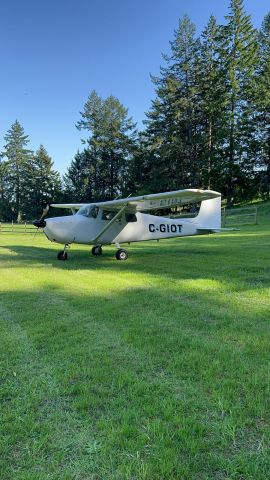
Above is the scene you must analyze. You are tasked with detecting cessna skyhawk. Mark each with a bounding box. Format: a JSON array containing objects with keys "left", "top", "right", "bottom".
[{"left": 33, "top": 189, "right": 221, "bottom": 261}]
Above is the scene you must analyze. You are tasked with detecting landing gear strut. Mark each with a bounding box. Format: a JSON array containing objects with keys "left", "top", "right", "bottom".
[
  {"left": 57, "top": 244, "right": 69, "bottom": 261},
  {"left": 92, "top": 245, "right": 103, "bottom": 256}
]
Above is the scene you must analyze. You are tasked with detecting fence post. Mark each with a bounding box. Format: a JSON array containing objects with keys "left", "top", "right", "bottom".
[
  {"left": 12, "top": 220, "right": 14, "bottom": 232},
  {"left": 255, "top": 207, "right": 258, "bottom": 225}
]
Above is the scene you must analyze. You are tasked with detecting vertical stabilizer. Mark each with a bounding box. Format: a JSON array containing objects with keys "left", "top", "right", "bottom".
[{"left": 195, "top": 196, "right": 221, "bottom": 230}]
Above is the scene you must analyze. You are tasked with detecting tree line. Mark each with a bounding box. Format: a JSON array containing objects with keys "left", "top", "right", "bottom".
[{"left": 1, "top": 0, "right": 270, "bottom": 221}]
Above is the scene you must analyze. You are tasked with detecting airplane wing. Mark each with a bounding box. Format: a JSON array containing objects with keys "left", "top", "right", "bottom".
[
  {"left": 50, "top": 203, "right": 86, "bottom": 209},
  {"left": 95, "top": 189, "right": 221, "bottom": 212},
  {"left": 50, "top": 189, "right": 221, "bottom": 213}
]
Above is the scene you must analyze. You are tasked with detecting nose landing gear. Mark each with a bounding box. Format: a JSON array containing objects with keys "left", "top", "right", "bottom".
[{"left": 57, "top": 244, "right": 69, "bottom": 261}]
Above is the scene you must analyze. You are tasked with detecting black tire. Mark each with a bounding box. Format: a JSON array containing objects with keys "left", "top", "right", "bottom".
[
  {"left": 57, "top": 250, "right": 68, "bottom": 261},
  {"left": 116, "top": 249, "right": 128, "bottom": 261},
  {"left": 92, "top": 245, "right": 103, "bottom": 256}
]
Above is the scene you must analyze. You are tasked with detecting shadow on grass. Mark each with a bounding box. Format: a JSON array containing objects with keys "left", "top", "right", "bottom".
[
  {"left": 0, "top": 232, "right": 270, "bottom": 294},
  {"left": 1, "top": 226, "right": 270, "bottom": 479},
  {"left": 1, "top": 277, "right": 270, "bottom": 479}
]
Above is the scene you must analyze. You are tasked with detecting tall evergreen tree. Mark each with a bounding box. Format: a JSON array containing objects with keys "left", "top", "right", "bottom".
[
  {"left": 143, "top": 15, "right": 202, "bottom": 192},
  {"left": 25, "top": 145, "right": 62, "bottom": 218},
  {"left": 221, "top": 0, "right": 258, "bottom": 205},
  {"left": 1, "top": 121, "right": 33, "bottom": 221},
  {"left": 64, "top": 149, "right": 97, "bottom": 201},
  {"left": 197, "top": 16, "right": 227, "bottom": 190},
  {"left": 255, "top": 13, "right": 270, "bottom": 198},
  {"left": 169, "top": 15, "right": 201, "bottom": 186},
  {"left": 0, "top": 159, "right": 10, "bottom": 220},
  {"left": 75, "top": 91, "right": 137, "bottom": 199}
]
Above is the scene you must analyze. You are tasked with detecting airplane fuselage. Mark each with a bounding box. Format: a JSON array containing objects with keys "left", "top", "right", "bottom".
[{"left": 43, "top": 211, "right": 200, "bottom": 246}]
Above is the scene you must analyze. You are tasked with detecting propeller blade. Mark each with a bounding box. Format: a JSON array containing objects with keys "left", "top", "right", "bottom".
[
  {"left": 40, "top": 204, "right": 50, "bottom": 220},
  {"left": 33, "top": 204, "right": 50, "bottom": 229}
]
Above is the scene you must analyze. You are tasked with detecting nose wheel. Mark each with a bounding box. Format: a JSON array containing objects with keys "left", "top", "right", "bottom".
[
  {"left": 57, "top": 251, "right": 68, "bottom": 260},
  {"left": 57, "top": 244, "right": 69, "bottom": 261}
]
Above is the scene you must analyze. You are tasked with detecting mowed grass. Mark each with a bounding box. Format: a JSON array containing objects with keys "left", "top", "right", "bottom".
[{"left": 0, "top": 207, "right": 270, "bottom": 479}]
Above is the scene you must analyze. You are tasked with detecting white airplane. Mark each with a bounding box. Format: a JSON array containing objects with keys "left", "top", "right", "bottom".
[{"left": 33, "top": 188, "right": 221, "bottom": 261}]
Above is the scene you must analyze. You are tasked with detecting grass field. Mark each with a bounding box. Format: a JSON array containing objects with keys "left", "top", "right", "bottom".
[{"left": 1, "top": 204, "right": 270, "bottom": 479}]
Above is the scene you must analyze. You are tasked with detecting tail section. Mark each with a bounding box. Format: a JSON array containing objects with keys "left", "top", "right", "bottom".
[{"left": 195, "top": 195, "right": 221, "bottom": 230}]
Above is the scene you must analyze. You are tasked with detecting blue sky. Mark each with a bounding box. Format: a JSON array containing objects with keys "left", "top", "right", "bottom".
[{"left": 1, "top": 0, "right": 269, "bottom": 174}]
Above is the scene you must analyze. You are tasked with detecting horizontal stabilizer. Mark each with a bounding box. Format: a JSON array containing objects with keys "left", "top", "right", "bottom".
[
  {"left": 197, "top": 228, "right": 219, "bottom": 233},
  {"left": 217, "top": 227, "right": 239, "bottom": 231},
  {"left": 197, "top": 227, "right": 239, "bottom": 232}
]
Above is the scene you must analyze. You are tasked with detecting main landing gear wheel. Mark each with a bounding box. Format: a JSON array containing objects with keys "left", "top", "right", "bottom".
[
  {"left": 92, "top": 245, "right": 103, "bottom": 256},
  {"left": 57, "top": 250, "right": 68, "bottom": 261},
  {"left": 116, "top": 249, "right": 128, "bottom": 261}
]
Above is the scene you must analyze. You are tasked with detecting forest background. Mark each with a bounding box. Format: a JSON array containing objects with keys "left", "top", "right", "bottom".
[{"left": 1, "top": 0, "right": 270, "bottom": 222}]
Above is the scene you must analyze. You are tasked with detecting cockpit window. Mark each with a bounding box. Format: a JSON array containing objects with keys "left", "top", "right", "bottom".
[
  {"left": 102, "top": 210, "right": 118, "bottom": 221},
  {"left": 125, "top": 213, "right": 137, "bottom": 222},
  {"left": 77, "top": 205, "right": 99, "bottom": 218}
]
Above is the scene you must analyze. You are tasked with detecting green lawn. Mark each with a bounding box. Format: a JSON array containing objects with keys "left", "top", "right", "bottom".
[{"left": 0, "top": 207, "right": 270, "bottom": 479}]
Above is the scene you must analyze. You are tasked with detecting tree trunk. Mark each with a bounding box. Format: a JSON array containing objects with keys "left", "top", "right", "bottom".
[
  {"left": 266, "top": 144, "right": 270, "bottom": 200},
  {"left": 110, "top": 152, "right": 114, "bottom": 198},
  {"left": 227, "top": 96, "right": 235, "bottom": 208},
  {"left": 207, "top": 120, "right": 213, "bottom": 190},
  {"left": 15, "top": 160, "right": 21, "bottom": 222}
]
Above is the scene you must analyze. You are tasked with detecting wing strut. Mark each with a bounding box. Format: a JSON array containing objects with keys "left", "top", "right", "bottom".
[{"left": 90, "top": 204, "right": 128, "bottom": 244}]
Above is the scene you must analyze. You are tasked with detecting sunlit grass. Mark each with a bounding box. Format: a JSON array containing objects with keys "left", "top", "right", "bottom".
[{"left": 0, "top": 210, "right": 270, "bottom": 479}]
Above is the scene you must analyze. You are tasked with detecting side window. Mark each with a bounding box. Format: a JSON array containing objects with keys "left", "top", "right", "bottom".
[
  {"left": 125, "top": 213, "right": 137, "bottom": 223},
  {"left": 77, "top": 205, "right": 99, "bottom": 218},
  {"left": 102, "top": 210, "right": 117, "bottom": 221}
]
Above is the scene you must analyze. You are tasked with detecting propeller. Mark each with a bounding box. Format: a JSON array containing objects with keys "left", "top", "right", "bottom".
[{"left": 33, "top": 204, "right": 50, "bottom": 232}]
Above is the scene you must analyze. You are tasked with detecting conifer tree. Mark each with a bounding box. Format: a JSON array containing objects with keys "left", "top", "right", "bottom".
[
  {"left": 255, "top": 13, "right": 270, "bottom": 198},
  {"left": 197, "top": 16, "right": 227, "bottom": 189},
  {"left": 220, "top": 0, "right": 258, "bottom": 205},
  {"left": 1, "top": 121, "right": 33, "bottom": 221},
  {"left": 25, "top": 145, "right": 62, "bottom": 218},
  {"left": 63, "top": 149, "right": 96, "bottom": 201},
  {"left": 0, "top": 160, "right": 10, "bottom": 220},
  {"left": 143, "top": 15, "right": 202, "bottom": 191},
  {"left": 75, "top": 91, "right": 137, "bottom": 199}
]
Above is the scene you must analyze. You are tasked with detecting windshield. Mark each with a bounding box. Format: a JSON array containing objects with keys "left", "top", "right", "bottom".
[{"left": 77, "top": 205, "right": 99, "bottom": 218}]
